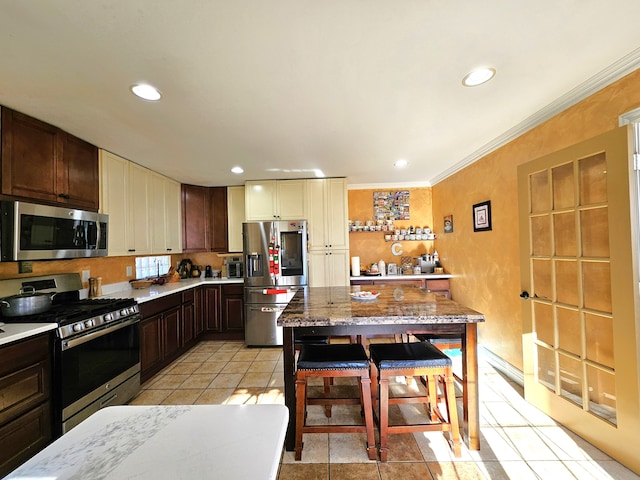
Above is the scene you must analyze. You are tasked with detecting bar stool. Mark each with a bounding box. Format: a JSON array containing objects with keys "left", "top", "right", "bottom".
[
  {"left": 369, "top": 342, "right": 461, "bottom": 461},
  {"left": 413, "top": 333, "right": 463, "bottom": 383},
  {"left": 295, "top": 343, "right": 377, "bottom": 461}
]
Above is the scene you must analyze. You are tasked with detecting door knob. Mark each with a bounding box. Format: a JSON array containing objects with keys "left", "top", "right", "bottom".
[{"left": 520, "top": 291, "right": 530, "bottom": 299}]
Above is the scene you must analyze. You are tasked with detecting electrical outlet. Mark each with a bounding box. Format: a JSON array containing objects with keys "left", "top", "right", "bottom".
[
  {"left": 81, "top": 270, "right": 90, "bottom": 283},
  {"left": 126, "top": 266, "right": 133, "bottom": 277},
  {"left": 18, "top": 261, "right": 33, "bottom": 274}
]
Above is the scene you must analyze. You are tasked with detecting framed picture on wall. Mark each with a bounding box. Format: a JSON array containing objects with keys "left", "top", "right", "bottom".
[
  {"left": 473, "top": 201, "right": 492, "bottom": 232},
  {"left": 444, "top": 214, "right": 453, "bottom": 233}
]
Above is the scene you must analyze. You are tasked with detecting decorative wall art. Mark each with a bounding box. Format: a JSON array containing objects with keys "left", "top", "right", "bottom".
[
  {"left": 473, "top": 201, "right": 492, "bottom": 232},
  {"left": 444, "top": 214, "right": 454, "bottom": 233},
  {"left": 373, "top": 190, "right": 410, "bottom": 220}
]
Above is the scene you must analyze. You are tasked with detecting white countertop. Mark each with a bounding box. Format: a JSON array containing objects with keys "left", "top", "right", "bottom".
[
  {"left": 102, "top": 277, "right": 244, "bottom": 303},
  {"left": 0, "top": 278, "right": 244, "bottom": 346},
  {"left": 6, "top": 404, "right": 289, "bottom": 480},
  {"left": 0, "top": 322, "right": 57, "bottom": 347},
  {"left": 350, "top": 273, "right": 452, "bottom": 280}
]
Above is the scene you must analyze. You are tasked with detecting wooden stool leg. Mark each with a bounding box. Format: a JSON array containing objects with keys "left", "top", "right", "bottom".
[
  {"left": 323, "top": 377, "right": 332, "bottom": 417},
  {"left": 370, "top": 362, "right": 379, "bottom": 414},
  {"left": 359, "top": 374, "right": 377, "bottom": 461},
  {"left": 427, "top": 374, "right": 439, "bottom": 422},
  {"left": 444, "top": 367, "right": 462, "bottom": 457},
  {"left": 295, "top": 375, "right": 307, "bottom": 461},
  {"left": 378, "top": 373, "right": 390, "bottom": 462}
]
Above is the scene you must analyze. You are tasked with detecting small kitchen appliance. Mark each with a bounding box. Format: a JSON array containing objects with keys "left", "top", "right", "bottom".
[{"left": 225, "top": 256, "right": 243, "bottom": 278}]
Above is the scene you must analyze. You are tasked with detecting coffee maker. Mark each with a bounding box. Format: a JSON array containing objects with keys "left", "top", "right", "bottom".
[{"left": 225, "top": 256, "right": 243, "bottom": 278}]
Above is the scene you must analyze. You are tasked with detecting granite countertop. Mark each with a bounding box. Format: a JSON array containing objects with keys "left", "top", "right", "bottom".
[
  {"left": 277, "top": 285, "right": 484, "bottom": 327},
  {"left": 6, "top": 404, "right": 288, "bottom": 480}
]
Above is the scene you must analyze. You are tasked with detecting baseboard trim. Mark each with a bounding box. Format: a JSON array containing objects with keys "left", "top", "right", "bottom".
[{"left": 480, "top": 347, "right": 524, "bottom": 387}]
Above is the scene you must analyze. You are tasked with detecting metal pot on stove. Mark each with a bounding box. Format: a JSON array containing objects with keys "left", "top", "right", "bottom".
[{"left": 0, "top": 286, "right": 57, "bottom": 316}]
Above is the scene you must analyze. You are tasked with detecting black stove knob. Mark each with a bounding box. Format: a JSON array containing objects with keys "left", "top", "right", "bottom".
[
  {"left": 104, "top": 313, "right": 113, "bottom": 322},
  {"left": 73, "top": 323, "right": 83, "bottom": 332},
  {"left": 84, "top": 319, "right": 94, "bottom": 328}
]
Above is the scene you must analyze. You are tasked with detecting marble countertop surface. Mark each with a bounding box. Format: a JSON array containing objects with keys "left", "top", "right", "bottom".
[
  {"left": 6, "top": 404, "right": 288, "bottom": 480},
  {"left": 0, "top": 322, "right": 57, "bottom": 347},
  {"left": 277, "top": 285, "right": 484, "bottom": 327}
]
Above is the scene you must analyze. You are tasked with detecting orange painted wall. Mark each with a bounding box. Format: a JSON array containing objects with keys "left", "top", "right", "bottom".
[
  {"left": 348, "top": 187, "right": 434, "bottom": 270},
  {"left": 432, "top": 68, "right": 640, "bottom": 370}
]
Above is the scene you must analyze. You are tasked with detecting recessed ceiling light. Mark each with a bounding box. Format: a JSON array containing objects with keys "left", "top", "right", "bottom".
[
  {"left": 130, "top": 83, "right": 162, "bottom": 101},
  {"left": 394, "top": 159, "right": 408, "bottom": 168},
  {"left": 231, "top": 166, "right": 244, "bottom": 174},
  {"left": 462, "top": 67, "right": 496, "bottom": 87}
]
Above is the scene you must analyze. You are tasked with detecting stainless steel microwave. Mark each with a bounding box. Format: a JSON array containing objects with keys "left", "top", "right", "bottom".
[{"left": 0, "top": 201, "right": 108, "bottom": 261}]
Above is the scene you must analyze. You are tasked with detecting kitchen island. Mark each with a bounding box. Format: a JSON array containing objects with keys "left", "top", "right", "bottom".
[
  {"left": 5, "top": 404, "right": 288, "bottom": 480},
  {"left": 277, "top": 285, "right": 485, "bottom": 451}
]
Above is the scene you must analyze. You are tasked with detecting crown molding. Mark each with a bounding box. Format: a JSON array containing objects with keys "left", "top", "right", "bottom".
[
  {"left": 430, "top": 48, "right": 640, "bottom": 186},
  {"left": 347, "top": 181, "right": 431, "bottom": 190}
]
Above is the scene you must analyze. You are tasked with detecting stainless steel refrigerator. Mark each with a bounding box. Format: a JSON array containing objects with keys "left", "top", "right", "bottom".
[{"left": 243, "top": 220, "right": 308, "bottom": 346}]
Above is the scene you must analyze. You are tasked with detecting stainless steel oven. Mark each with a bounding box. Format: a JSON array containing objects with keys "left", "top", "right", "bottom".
[
  {"left": 0, "top": 274, "right": 140, "bottom": 437},
  {"left": 57, "top": 306, "right": 141, "bottom": 434}
]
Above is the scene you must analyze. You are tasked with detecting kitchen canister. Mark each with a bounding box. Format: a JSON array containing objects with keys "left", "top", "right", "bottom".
[{"left": 351, "top": 256, "right": 361, "bottom": 276}]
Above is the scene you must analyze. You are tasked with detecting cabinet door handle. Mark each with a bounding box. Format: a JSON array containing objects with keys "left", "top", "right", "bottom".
[
  {"left": 128, "top": 249, "right": 136, "bottom": 252},
  {"left": 58, "top": 193, "right": 70, "bottom": 199}
]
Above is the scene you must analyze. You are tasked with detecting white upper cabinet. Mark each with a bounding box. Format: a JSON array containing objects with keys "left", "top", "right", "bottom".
[
  {"left": 245, "top": 179, "right": 306, "bottom": 220},
  {"left": 150, "top": 172, "right": 182, "bottom": 254},
  {"left": 306, "top": 178, "right": 349, "bottom": 251},
  {"left": 306, "top": 178, "right": 349, "bottom": 287},
  {"left": 100, "top": 150, "right": 181, "bottom": 256},
  {"left": 227, "top": 185, "right": 245, "bottom": 253}
]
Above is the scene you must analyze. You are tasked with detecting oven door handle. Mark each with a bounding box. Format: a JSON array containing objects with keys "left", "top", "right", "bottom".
[{"left": 61, "top": 316, "right": 141, "bottom": 351}]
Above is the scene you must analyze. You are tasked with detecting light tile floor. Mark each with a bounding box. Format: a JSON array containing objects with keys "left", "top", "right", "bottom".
[{"left": 130, "top": 340, "right": 640, "bottom": 480}]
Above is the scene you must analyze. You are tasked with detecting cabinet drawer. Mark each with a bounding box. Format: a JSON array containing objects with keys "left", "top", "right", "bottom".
[
  {"left": 140, "top": 293, "right": 181, "bottom": 317},
  {"left": 425, "top": 279, "right": 450, "bottom": 291},
  {"left": 182, "top": 288, "right": 195, "bottom": 303},
  {"left": 350, "top": 279, "right": 374, "bottom": 285},
  {"left": 375, "top": 278, "right": 424, "bottom": 287},
  {"left": 222, "top": 283, "right": 243, "bottom": 296},
  {"left": 0, "top": 402, "right": 52, "bottom": 478},
  {"left": 0, "top": 334, "right": 51, "bottom": 426}
]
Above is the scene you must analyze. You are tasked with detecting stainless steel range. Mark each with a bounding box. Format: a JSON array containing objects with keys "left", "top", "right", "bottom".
[{"left": 0, "top": 274, "right": 141, "bottom": 436}]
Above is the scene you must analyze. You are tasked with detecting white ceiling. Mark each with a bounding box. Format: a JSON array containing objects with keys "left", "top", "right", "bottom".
[{"left": 1, "top": 1, "right": 640, "bottom": 188}]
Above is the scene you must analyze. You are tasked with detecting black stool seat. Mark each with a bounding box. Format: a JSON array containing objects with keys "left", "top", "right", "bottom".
[
  {"left": 370, "top": 342, "right": 452, "bottom": 369},
  {"left": 298, "top": 343, "right": 369, "bottom": 370}
]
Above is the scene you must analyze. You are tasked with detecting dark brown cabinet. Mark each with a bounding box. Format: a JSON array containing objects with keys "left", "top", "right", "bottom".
[
  {"left": 201, "top": 284, "right": 244, "bottom": 340},
  {"left": 140, "top": 315, "right": 162, "bottom": 375},
  {"left": 181, "top": 184, "right": 228, "bottom": 253},
  {"left": 0, "top": 333, "right": 53, "bottom": 477},
  {"left": 140, "top": 294, "right": 185, "bottom": 382},
  {"left": 222, "top": 284, "right": 244, "bottom": 334},
  {"left": 0, "top": 107, "right": 99, "bottom": 210},
  {"left": 182, "top": 289, "right": 197, "bottom": 346},
  {"left": 202, "top": 285, "right": 222, "bottom": 333}
]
